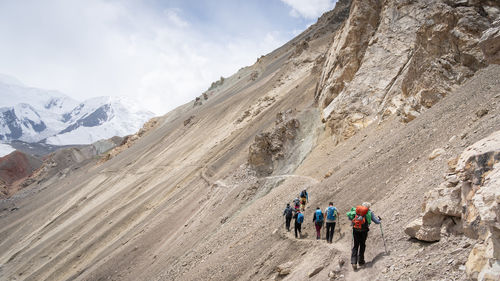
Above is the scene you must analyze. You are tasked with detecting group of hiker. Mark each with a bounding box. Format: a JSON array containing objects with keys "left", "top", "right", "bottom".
[{"left": 282, "top": 190, "right": 383, "bottom": 270}]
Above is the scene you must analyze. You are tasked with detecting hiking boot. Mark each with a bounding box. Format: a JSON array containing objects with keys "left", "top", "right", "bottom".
[
  {"left": 352, "top": 264, "right": 357, "bottom": 270},
  {"left": 359, "top": 260, "right": 365, "bottom": 266}
]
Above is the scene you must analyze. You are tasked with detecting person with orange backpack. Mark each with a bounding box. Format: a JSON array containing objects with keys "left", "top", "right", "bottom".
[{"left": 346, "top": 202, "right": 381, "bottom": 270}]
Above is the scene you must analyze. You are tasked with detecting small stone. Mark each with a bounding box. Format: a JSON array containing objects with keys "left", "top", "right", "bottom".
[
  {"left": 308, "top": 266, "right": 324, "bottom": 277},
  {"left": 429, "top": 148, "right": 445, "bottom": 160},
  {"left": 277, "top": 261, "right": 293, "bottom": 276},
  {"left": 475, "top": 109, "right": 488, "bottom": 118}
]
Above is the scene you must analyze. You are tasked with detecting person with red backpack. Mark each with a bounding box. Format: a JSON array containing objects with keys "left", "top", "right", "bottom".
[
  {"left": 312, "top": 207, "right": 324, "bottom": 240},
  {"left": 346, "top": 202, "right": 381, "bottom": 270},
  {"left": 324, "top": 202, "right": 338, "bottom": 243}
]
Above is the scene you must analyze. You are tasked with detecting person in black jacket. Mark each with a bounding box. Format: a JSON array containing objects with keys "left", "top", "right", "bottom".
[{"left": 283, "top": 203, "right": 294, "bottom": 231}]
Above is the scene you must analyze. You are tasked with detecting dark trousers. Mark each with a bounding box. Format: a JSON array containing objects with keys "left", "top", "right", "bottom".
[
  {"left": 326, "top": 222, "right": 336, "bottom": 242},
  {"left": 294, "top": 222, "right": 302, "bottom": 238},
  {"left": 351, "top": 230, "right": 368, "bottom": 265},
  {"left": 315, "top": 222, "right": 322, "bottom": 239},
  {"left": 285, "top": 216, "right": 292, "bottom": 231}
]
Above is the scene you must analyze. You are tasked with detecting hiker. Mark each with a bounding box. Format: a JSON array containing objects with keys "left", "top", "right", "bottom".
[
  {"left": 293, "top": 197, "right": 301, "bottom": 211},
  {"left": 324, "top": 202, "right": 338, "bottom": 243},
  {"left": 346, "top": 202, "right": 381, "bottom": 270},
  {"left": 299, "top": 189, "right": 309, "bottom": 211},
  {"left": 312, "top": 207, "right": 324, "bottom": 240},
  {"left": 283, "top": 203, "right": 294, "bottom": 231},
  {"left": 293, "top": 209, "right": 304, "bottom": 238}
]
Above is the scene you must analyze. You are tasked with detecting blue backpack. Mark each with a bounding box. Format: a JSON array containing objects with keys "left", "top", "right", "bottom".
[
  {"left": 297, "top": 213, "right": 304, "bottom": 223},
  {"left": 326, "top": 206, "right": 337, "bottom": 220},
  {"left": 315, "top": 209, "right": 324, "bottom": 223}
]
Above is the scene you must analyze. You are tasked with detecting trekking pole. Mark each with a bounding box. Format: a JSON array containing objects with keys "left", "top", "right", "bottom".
[{"left": 379, "top": 222, "right": 388, "bottom": 254}]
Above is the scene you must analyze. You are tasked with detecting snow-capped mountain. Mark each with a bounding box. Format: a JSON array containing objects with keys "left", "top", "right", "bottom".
[
  {"left": 0, "top": 75, "right": 155, "bottom": 145},
  {"left": 46, "top": 96, "right": 154, "bottom": 145}
]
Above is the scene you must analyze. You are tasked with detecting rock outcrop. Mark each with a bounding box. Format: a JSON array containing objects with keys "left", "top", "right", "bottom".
[
  {"left": 0, "top": 151, "right": 42, "bottom": 197},
  {"left": 316, "top": 0, "right": 499, "bottom": 140},
  {"left": 248, "top": 112, "right": 300, "bottom": 175},
  {"left": 479, "top": 19, "right": 500, "bottom": 64},
  {"left": 406, "top": 131, "right": 500, "bottom": 280}
]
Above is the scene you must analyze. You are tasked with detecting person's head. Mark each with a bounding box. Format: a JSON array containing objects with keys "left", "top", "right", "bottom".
[
  {"left": 287, "top": 203, "right": 290, "bottom": 207},
  {"left": 362, "top": 202, "right": 371, "bottom": 209},
  {"left": 316, "top": 207, "right": 320, "bottom": 210},
  {"left": 329, "top": 202, "right": 333, "bottom": 206}
]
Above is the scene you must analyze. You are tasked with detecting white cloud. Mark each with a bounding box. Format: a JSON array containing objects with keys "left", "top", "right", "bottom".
[
  {"left": 281, "top": 0, "right": 336, "bottom": 19},
  {"left": 0, "top": 0, "right": 288, "bottom": 115}
]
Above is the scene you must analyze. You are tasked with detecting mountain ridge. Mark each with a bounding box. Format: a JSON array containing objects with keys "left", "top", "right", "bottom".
[
  {"left": 0, "top": 1, "right": 499, "bottom": 280},
  {"left": 0, "top": 78, "right": 155, "bottom": 146}
]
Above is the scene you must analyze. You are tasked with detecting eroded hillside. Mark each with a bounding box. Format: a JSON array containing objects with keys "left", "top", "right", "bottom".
[{"left": 0, "top": 1, "right": 499, "bottom": 280}]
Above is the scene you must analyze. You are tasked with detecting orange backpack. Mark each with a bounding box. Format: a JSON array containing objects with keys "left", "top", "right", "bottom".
[{"left": 352, "top": 206, "right": 369, "bottom": 230}]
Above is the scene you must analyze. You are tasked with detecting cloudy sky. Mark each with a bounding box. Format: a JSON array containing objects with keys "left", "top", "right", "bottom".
[{"left": 0, "top": 0, "right": 338, "bottom": 115}]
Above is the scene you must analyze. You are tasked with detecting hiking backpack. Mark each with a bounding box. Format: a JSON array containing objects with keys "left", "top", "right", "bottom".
[
  {"left": 326, "top": 206, "right": 337, "bottom": 221},
  {"left": 300, "top": 190, "right": 307, "bottom": 198},
  {"left": 285, "top": 207, "right": 293, "bottom": 217},
  {"left": 315, "top": 209, "right": 324, "bottom": 223},
  {"left": 352, "top": 205, "right": 369, "bottom": 231},
  {"left": 294, "top": 198, "right": 300, "bottom": 207},
  {"left": 297, "top": 213, "right": 304, "bottom": 223}
]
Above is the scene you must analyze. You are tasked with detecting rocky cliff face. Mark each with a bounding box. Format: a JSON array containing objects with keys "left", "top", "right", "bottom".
[
  {"left": 0, "top": 1, "right": 499, "bottom": 281},
  {"left": 316, "top": 0, "right": 499, "bottom": 139},
  {"left": 406, "top": 131, "right": 500, "bottom": 280}
]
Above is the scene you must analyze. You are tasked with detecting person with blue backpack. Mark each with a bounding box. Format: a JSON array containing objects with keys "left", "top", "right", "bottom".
[
  {"left": 312, "top": 207, "right": 324, "bottom": 240},
  {"left": 293, "top": 209, "right": 304, "bottom": 238},
  {"left": 324, "top": 202, "right": 338, "bottom": 243}
]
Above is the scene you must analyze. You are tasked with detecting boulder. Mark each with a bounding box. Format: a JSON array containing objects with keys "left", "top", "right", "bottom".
[
  {"left": 415, "top": 224, "right": 442, "bottom": 242},
  {"left": 405, "top": 218, "right": 422, "bottom": 238},
  {"left": 466, "top": 244, "right": 488, "bottom": 281},
  {"left": 424, "top": 184, "right": 462, "bottom": 217}
]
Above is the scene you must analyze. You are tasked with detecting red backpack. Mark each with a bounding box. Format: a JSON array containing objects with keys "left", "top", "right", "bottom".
[{"left": 352, "top": 206, "right": 368, "bottom": 230}]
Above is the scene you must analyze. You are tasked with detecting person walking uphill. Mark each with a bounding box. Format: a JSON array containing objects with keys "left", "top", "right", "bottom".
[
  {"left": 346, "top": 202, "right": 381, "bottom": 270},
  {"left": 324, "top": 202, "right": 338, "bottom": 243},
  {"left": 283, "top": 203, "right": 294, "bottom": 231},
  {"left": 293, "top": 209, "right": 304, "bottom": 238},
  {"left": 299, "top": 189, "right": 309, "bottom": 211},
  {"left": 293, "top": 197, "right": 301, "bottom": 211},
  {"left": 312, "top": 207, "right": 324, "bottom": 240}
]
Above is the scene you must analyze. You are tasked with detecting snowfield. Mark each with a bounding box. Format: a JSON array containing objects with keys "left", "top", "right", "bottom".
[{"left": 0, "top": 143, "right": 15, "bottom": 157}]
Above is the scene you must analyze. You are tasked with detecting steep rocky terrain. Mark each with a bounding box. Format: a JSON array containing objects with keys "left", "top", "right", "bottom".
[{"left": 0, "top": 0, "right": 499, "bottom": 280}]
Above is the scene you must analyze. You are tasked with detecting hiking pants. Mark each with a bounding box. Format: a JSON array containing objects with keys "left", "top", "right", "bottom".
[
  {"left": 351, "top": 230, "right": 368, "bottom": 265},
  {"left": 326, "top": 222, "right": 336, "bottom": 242},
  {"left": 294, "top": 222, "right": 302, "bottom": 238},
  {"left": 315, "top": 222, "right": 322, "bottom": 239},
  {"left": 285, "top": 216, "right": 292, "bottom": 231}
]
